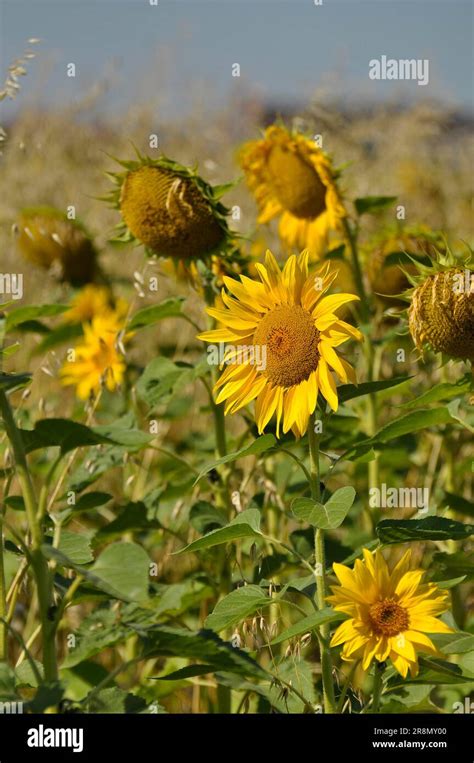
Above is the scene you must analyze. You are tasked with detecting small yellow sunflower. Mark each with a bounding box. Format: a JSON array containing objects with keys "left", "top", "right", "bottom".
[
  {"left": 16, "top": 206, "right": 97, "bottom": 285},
  {"left": 240, "top": 125, "right": 346, "bottom": 257},
  {"left": 60, "top": 314, "right": 128, "bottom": 400},
  {"left": 198, "top": 249, "right": 362, "bottom": 437},
  {"left": 62, "top": 285, "right": 121, "bottom": 324},
  {"left": 328, "top": 548, "right": 452, "bottom": 678},
  {"left": 106, "top": 151, "right": 236, "bottom": 275}
]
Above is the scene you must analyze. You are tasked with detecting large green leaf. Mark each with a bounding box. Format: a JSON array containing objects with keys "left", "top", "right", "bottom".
[
  {"left": 136, "top": 357, "right": 203, "bottom": 408},
  {"left": 270, "top": 608, "right": 345, "bottom": 646},
  {"left": 375, "top": 407, "right": 454, "bottom": 443},
  {"left": 61, "top": 610, "right": 127, "bottom": 668},
  {"left": 432, "top": 632, "right": 474, "bottom": 655},
  {"left": 128, "top": 298, "right": 185, "bottom": 330},
  {"left": 387, "top": 657, "right": 471, "bottom": 687},
  {"left": 354, "top": 195, "right": 397, "bottom": 215},
  {"left": 292, "top": 487, "right": 356, "bottom": 530},
  {"left": 135, "top": 625, "right": 269, "bottom": 680},
  {"left": 5, "top": 304, "right": 68, "bottom": 330},
  {"left": 0, "top": 372, "right": 32, "bottom": 391},
  {"left": 21, "top": 419, "right": 111, "bottom": 455},
  {"left": 205, "top": 585, "right": 270, "bottom": 632},
  {"left": 43, "top": 542, "right": 150, "bottom": 602},
  {"left": 57, "top": 531, "right": 93, "bottom": 565},
  {"left": 194, "top": 434, "right": 276, "bottom": 484},
  {"left": 337, "top": 377, "right": 411, "bottom": 404},
  {"left": 177, "top": 509, "right": 262, "bottom": 554},
  {"left": 399, "top": 377, "right": 472, "bottom": 409},
  {"left": 376, "top": 517, "right": 473, "bottom": 544}
]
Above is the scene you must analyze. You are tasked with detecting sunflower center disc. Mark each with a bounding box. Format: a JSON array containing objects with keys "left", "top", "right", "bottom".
[
  {"left": 253, "top": 305, "right": 320, "bottom": 387},
  {"left": 368, "top": 598, "right": 409, "bottom": 636},
  {"left": 267, "top": 145, "right": 327, "bottom": 219}
]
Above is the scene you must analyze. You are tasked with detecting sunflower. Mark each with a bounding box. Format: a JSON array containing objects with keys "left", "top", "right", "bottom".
[
  {"left": 240, "top": 125, "right": 346, "bottom": 257},
  {"left": 60, "top": 314, "right": 128, "bottom": 400},
  {"left": 407, "top": 249, "right": 474, "bottom": 362},
  {"left": 197, "top": 249, "right": 362, "bottom": 437},
  {"left": 328, "top": 548, "right": 452, "bottom": 678},
  {"left": 62, "top": 285, "right": 117, "bottom": 324},
  {"left": 106, "top": 151, "right": 236, "bottom": 275},
  {"left": 16, "top": 206, "right": 96, "bottom": 285}
]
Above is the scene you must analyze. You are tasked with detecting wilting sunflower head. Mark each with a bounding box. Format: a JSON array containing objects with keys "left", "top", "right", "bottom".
[
  {"left": 407, "top": 248, "right": 474, "bottom": 362},
  {"left": 197, "top": 248, "right": 362, "bottom": 437},
  {"left": 366, "top": 226, "right": 442, "bottom": 308},
  {"left": 107, "top": 152, "right": 234, "bottom": 267},
  {"left": 239, "top": 125, "right": 345, "bottom": 258},
  {"left": 328, "top": 547, "right": 452, "bottom": 678},
  {"left": 60, "top": 314, "right": 129, "bottom": 400},
  {"left": 16, "top": 207, "right": 96, "bottom": 285}
]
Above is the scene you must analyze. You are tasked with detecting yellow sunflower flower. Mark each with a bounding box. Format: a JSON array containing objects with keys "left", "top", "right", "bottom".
[
  {"left": 240, "top": 125, "right": 346, "bottom": 257},
  {"left": 328, "top": 548, "right": 453, "bottom": 678},
  {"left": 197, "top": 249, "right": 362, "bottom": 437},
  {"left": 60, "top": 315, "right": 127, "bottom": 400},
  {"left": 62, "top": 285, "right": 115, "bottom": 324}
]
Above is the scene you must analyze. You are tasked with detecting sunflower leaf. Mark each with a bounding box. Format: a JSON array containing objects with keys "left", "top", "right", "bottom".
[
  {"left": 376, "top": 517, "right": 474, "bottom": 544},
  {"left": 270, "top": 609, "right": 346, "bottom": 646},
  {"left": 176, "top": 508, "right": 263, "bottom": 554},
  {"left": 292, "top": 487, "right": 356, "bottom": 530},
  {"left": 205, "top": 585, "right": 270, "bottom": 632},
  {"left": 354, "top": 195, "right": 397, "bottom": 215},
  {"left": 127, "top": 298, "right": 185, "bottom": 330},
  {"left": 193, "top": 434, "right": 276, "bottom": 484}
]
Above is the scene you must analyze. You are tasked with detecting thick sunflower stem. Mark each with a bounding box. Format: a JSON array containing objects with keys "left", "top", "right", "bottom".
[
  {"left": 371, "top": 661, "right": 385, "bottom": 713},
  {"left": 308, "top": 413, "right": 337, "bottom": 714},
  {"left": 0, "top": 389, "right": 58, "bottom": 682}
]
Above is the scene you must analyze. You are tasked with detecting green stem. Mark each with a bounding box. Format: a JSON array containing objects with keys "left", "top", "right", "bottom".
[
  {"left": 308, "top": 413, "right": 336, "bottom": 714},
  {"left": 342, "top": 217, "right": 369, "bottom": 322},
  {"left": 0, "top": 511, "right": 7, "bottom": 661},
  {"left": 371, "top": 661, "right": 385, "bottom": 713},
  {"left": 0, "top": 389, "right": 58, "bottom": 681}
]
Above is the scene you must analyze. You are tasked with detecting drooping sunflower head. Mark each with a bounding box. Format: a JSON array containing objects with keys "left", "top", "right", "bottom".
[
  {"left": 16, "top": 206, "right": 97, "bottom": 285},
  {"left": 239, "top": 125, "right": 346, "bottom": 257},
  {"left": 328, "top": 547, "right": 452, "bottom": 678},
  {"left": 197, "top": 248, "right": 362, "bottom": 437},
  {"left": 407, "top": 247, "right": 474, "bottom": 362},
  {"left": 60, "top": 313, "right": 129, "bottom": 400},
  {"left": 366, "top": 225, "right": 443, "bottom": 308},
  {"left": 106, "top": 151, "right": 235, "bottom": 269}
]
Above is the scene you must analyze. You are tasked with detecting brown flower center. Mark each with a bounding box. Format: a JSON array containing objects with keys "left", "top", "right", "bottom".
[
  {"left": 266, "top": 145, "right": 326, "bottom": 219},
  {"left": 253, "top": 305, "right": 320, "bottom": 387},
  {"left": 368, "top": 598, "right": 409, "bottom": 637}
]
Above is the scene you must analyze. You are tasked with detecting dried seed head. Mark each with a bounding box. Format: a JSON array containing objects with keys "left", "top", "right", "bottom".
[
  {"left": 409, "top": 268, "right": 474, "bottom": 361},
  {"left": 119, "top": 165, "right": 225, "bottom": 260}
]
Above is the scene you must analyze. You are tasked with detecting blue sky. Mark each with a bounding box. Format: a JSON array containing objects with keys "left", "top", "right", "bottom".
[{"left": 1, "top": 0, "right": 472, "bottom": 118}]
